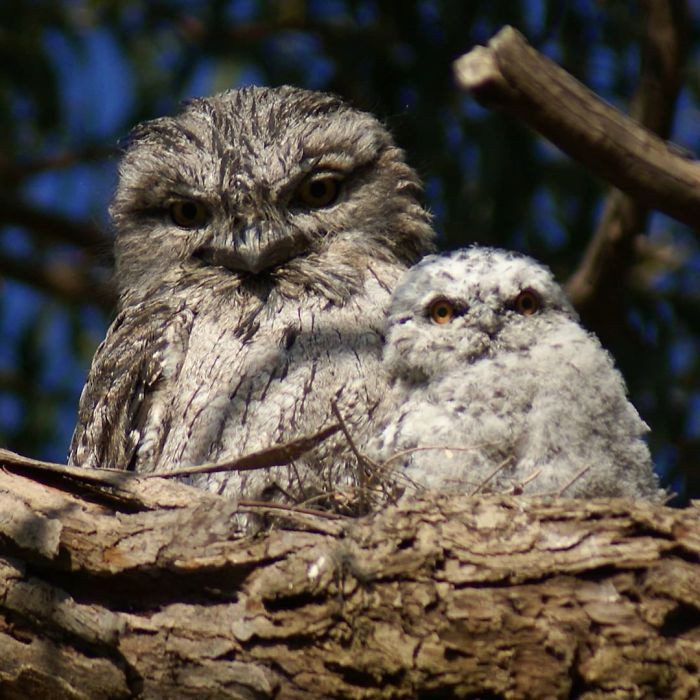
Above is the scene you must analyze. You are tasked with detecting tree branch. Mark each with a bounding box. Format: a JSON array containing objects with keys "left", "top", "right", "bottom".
[
  {"left": 0, "top": 250, "right": 113, "bottom": 309},
  {"left": 0, "top": 459, "right": 699, "bottom": 698},
  {"left": 565, "top": 0, "right": 688, "bottom": 335},
  {"left": 453, "top": 24, "right": 700, "bottom": 231},
  {"left": 0, "top": 144, "right": 117, "bottom": 186},
  {"left": 0, "top": 197, "right": 111, "bottom": 251}
]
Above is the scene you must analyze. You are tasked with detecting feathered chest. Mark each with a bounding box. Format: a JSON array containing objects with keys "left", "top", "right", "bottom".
[{"left": 130, "top": 264, "right": 398, "bottom": 470}]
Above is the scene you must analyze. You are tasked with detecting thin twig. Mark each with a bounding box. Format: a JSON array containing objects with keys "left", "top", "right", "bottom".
[
  {"left": 556, "top": 465, "right": 593, "bottom": 497},
  {"left": 237, "top": 499, "right": 345, "bottom": 520},
  {"left": 330, "top": 399, "right": 372, "bottom": 472},
  {"left": 0, "top": 251, "right": 110, "bottom": 308},
  {"left": 0, "top": 144, "right": 117, "bottom": 184},
  {"left": 381, "top": 442, "right": 499, "bottom": 470},
  {"left": 519, "top": 468, "right": 543, "bottom": 488},
  {"left": 470, "top": 457, "right": 513, "bottom": 496},
  {"left": 330, "top": 398, "right": 382, "bottom": 513},
  {"left": 0, "top": 197, "right": 110, "bottom": 250},
  {"left": 145, "top": 424, "right": 340, "bottom": 478}
]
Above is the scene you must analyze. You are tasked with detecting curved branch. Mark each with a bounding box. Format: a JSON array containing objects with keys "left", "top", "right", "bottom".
[{"left": 453, "top": 24, "right": 700, "bottom": 231}]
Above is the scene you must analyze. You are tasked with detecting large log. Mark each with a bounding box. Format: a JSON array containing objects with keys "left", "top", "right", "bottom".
[{"left": 0, "top": 452, "right": 698, "bottom": 698}]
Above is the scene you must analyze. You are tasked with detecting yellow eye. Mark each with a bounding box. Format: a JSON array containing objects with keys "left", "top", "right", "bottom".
[
  {"left": 170, "top": 200, "right": 209, "bottom": 228},
  {"left": 429, "top": 299, "right": 455, "bottom": 325},
  {"left": 514, "top": 289, "right": 541, "bottom": 316},
  {"left": 296, "top": 173, "right": 341, "bottom": 208}
]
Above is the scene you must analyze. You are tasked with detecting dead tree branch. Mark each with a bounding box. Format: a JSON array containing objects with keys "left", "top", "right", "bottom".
[
  {"left": 453, "top": 25, "right": 700, "bottom": 231},
  {"left": 566, "top": 0, "right": 688, "bottom": 335}
]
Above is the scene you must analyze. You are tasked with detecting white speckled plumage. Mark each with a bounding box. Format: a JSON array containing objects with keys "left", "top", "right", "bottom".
[
  {"left": 69, "top": 86, "right": 435, "bottom": 511},
  {"left": 370, "top": 247, "right": 662, "bottom": 500}
]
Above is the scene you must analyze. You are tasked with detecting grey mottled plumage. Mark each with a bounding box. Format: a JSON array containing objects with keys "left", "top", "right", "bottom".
[
  {"left": 370, "top": 248, "right": 661, "bottom": 500},
  {"left": 69, "top": 86, "right": 434, "bottom": 508}
]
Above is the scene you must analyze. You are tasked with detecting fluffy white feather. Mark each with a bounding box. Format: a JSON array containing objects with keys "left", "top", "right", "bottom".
[{"left": 371, "top": 247, "right": 662, "bottom": 500}]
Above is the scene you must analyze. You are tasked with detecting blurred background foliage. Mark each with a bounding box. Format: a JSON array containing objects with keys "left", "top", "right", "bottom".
[{"left": 1, "top": 0, "right": 699, "bottom": 500}]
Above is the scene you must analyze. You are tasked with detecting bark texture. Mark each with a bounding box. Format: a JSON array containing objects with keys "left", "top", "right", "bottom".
[{"left": 1, "top": 454, "right": 699, "bottom": 699}]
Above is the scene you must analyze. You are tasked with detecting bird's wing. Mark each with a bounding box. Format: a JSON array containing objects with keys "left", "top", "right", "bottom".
[{"left": 68, "top": 299, "right": 194, "bottom": 471}]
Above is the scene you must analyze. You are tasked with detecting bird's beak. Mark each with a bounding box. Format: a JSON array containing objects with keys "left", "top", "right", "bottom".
[{"left": 195, "top": 222, "right": 309, "bottom": 274}]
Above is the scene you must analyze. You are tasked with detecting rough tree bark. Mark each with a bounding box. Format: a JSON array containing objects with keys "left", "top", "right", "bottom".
[
  {"left": 1, "top": 450, "right": 699, "bottom": 699},
  {"left": 4, "top": 23, "right": 700, "bottom": 700}
]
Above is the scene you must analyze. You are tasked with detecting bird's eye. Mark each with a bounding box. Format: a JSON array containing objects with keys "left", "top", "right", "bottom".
[
  {"left": 170, "top": 200, "right": 209, "bottom": 228},
  {"left": 296, "top": 173, "right": 342, "bottom": 208},
  {"left": 429, "top": 299, "right": 455, "bottom": 325},
  {"left": 514, "top": 289, "right": 541, "bottom": 316}
]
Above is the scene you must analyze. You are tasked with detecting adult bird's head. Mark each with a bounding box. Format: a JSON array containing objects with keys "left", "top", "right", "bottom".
[{"left": 111, "top": 86, "right": 435, "bottom": 306}]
